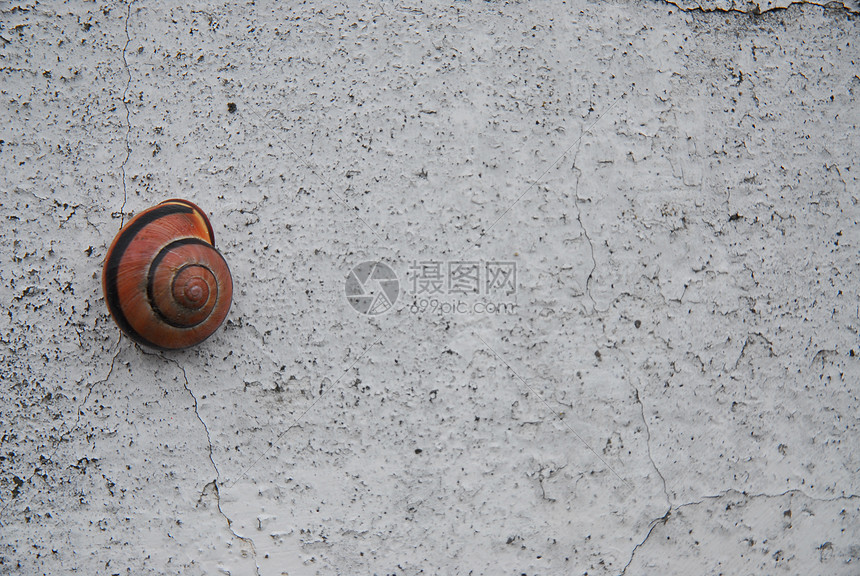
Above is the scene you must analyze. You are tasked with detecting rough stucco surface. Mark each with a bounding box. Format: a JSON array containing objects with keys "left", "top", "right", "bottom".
[{"left": 1, "top": 0, "right": 858, "bottom": 574}]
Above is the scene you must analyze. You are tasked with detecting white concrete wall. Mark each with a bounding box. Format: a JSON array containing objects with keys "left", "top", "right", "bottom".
[{"left": 1, "top": 0, "right": 858, "bottom": 574}]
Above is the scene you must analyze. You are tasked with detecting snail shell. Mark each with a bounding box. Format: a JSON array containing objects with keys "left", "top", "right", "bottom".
[{"left": 102, "top": 199, "right": 233, "bottom": 350}]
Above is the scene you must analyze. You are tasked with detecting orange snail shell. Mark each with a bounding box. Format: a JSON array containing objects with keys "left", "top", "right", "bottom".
[{"left": 102, "top": 199, "right": 233, "bottom": 350}]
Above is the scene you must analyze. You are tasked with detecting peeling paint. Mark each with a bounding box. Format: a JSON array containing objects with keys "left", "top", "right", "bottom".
[{"left": 663, "top": 0, "right": 859, "bottom": 14}]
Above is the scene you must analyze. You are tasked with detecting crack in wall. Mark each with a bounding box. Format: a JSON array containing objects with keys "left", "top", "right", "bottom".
[
  {"left": 631, "top": 379, "right": 670, "bottom": 506},
  {"left": 119, "top": 0, "right": 132, "bottom": 226},
  {"left": 161, "top": 355, "right": 261, "bottom": 576},
  {"left": 571, "top": 142, "right": 599, "bottom": 315},
  {"left": 0, "top": 341, "right": 122, "bottom": 517},
  {"left": 662, "top": 0, "right": 858, "bottom": 14},
  {"left": 619, "top": 508, "right": 672, "bottom": 576},
  {"left": 619, "top": 378, "right": 672, "bottom": 576},
  {"left": 677, "top": 487, "right": 860, "bottom": 508},
  {"left": 207, "top": 480, "right": 262, "bottom": 576},
  {"left": 168, "top": 360, "right": 219, "bottom": 477},
  {"left": 619, "top": 487, "right": 860, "bottom": 575},
  {"left": 571, "top": 89, "right": 633, "bottom": 316}
]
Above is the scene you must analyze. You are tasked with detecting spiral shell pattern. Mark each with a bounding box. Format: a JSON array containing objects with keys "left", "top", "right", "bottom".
[{"left": 102, "top": 199, "right": 233, "bottom": 350}]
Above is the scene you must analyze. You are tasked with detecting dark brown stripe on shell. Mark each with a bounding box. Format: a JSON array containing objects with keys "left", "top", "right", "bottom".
[
  {"left": 146, "top": 238, "right": 220, "bottom": 329},
  {"left": 104, "top": 203, "right": 195, "bottom": 349},
  {"left": 161, "top": 199, "right": 215, "bottom": 245}
]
